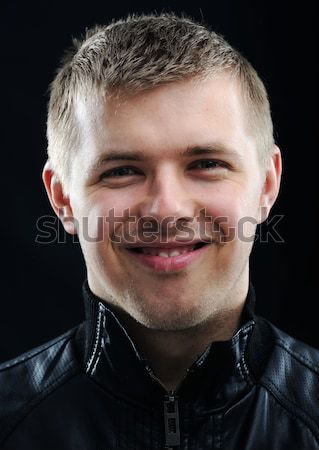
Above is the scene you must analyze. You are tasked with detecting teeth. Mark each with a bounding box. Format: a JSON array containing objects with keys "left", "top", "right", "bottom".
[
  {"left": 141, "top": 246, "right": 195, "bottom": 257},
  {"left": 158, "top": 252, "right": 169, "bottom": 258}
]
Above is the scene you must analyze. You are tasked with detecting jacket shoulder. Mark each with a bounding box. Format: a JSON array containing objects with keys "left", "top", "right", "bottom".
[
  {"left": 0, "top": 326, "right": 81, "bottom": 443},
  {"left": 261, "top": 320, "right": 319, "bottom": 439}
]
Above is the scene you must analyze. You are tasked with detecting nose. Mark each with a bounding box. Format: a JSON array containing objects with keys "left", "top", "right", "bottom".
[{"left": 138, "top": 166, "right": 196, "bottom": 223}]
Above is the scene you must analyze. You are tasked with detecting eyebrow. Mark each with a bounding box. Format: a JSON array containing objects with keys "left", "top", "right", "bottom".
[{"left": 88, "top": 144, "right": 243, "bottom": 173}]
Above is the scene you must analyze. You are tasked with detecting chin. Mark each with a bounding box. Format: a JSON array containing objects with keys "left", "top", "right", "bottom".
[{"left": 130, "top": 301, "right": 207, "bottom": 331}]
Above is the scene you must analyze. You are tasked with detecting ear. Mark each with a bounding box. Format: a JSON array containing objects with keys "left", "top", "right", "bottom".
[
  {"left": 258, "top": 145, "right": 282, "bottom": 224},
  {"left": 42, "top": 160, "right": 77, "bottom": 235}
]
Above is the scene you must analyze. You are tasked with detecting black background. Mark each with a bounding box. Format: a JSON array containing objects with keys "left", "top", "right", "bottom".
[{"left": 0, "top": 0, "right": 317, "bottom": 362}]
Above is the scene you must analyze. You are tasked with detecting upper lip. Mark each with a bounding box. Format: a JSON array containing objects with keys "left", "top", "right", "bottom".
[{"left": 122, "top": 239, "right": 211, "bottom": 249}]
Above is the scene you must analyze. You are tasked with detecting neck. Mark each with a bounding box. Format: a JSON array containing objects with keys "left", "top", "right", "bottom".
[{"left": 115, "top": 301, "right": 245, "bottom": 392}]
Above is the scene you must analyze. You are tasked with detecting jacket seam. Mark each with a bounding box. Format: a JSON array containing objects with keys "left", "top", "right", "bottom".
[
  {"left": 230, "top": 322, "right": 254, "bottom": 346},
  {"left": 260, "top": 377, "right": 319, "bottom": 445},
  {"left": 86, "top": 304, "right": 104, "bottom": 375},
  {"left": 274, "top": 338, "right": 319, "bottom": 374},
  {"left": 239, "top": 325, "right": 254, "bottom": 387},
  {"left": 1, "top": 362, "right": 80, "bottom": 446}
]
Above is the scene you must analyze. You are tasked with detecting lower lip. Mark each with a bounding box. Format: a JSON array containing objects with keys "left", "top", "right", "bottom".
[{"left": 124, "top": 244, "right": 212, "bottom": 272}]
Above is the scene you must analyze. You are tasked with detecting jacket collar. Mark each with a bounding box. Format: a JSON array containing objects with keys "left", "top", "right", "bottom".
[{"left": 79, "top": 280, "right": 260, "bottom": 410}]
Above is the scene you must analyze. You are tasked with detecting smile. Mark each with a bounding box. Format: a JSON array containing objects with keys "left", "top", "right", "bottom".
[{"left": 124, "top": 242, "right": 211, "bottom": 272}]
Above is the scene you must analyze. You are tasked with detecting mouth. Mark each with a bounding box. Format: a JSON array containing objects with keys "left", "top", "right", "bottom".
[
  {"left": 127, "top": 241, "right": 207, "bottom": 256},
  {"left": 123, "top": 241, "right": 212, "bottom": 272}
]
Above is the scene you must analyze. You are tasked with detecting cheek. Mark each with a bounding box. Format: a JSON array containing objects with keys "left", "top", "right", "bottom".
[
  {"left": 203, "top": 188, "right": 259, "bottom": 242},
  {"left": 74, "top": 191, "right": 136, "bottom": 246}
]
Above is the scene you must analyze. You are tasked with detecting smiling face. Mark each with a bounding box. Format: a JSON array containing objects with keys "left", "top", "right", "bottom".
[{"left": 44, "top": 75, "right": 281, "bottom": 331}]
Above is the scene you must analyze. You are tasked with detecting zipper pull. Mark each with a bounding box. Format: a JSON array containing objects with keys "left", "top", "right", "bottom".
[{"left": 163, "top": 392, "right": 180, "bottom": 447}]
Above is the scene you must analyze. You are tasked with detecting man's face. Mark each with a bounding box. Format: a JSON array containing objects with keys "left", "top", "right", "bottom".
[{"left": 65, "top": 76, "right": 274, "bottom": 330}]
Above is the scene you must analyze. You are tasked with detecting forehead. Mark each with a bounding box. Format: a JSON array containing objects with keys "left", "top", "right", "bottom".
[{"left": 74, "top": 76, "right": 256, "bottom": 165}]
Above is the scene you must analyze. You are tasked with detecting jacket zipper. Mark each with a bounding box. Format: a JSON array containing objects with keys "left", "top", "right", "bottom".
[
  {"left": 163, "top": 390, "right": 180, "bottom": 448},
  {"left": 144, "top": 365, "right": 181, "bottom": 448}
]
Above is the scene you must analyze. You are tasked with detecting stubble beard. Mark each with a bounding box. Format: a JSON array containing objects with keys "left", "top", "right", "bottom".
[{"left": 113, "top": 273, "right": 231, "bottom": 332}]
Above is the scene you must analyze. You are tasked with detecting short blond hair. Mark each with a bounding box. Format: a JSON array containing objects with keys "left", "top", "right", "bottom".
[{"left": 47, "top": 13, "right": 274, "bottom": 194}]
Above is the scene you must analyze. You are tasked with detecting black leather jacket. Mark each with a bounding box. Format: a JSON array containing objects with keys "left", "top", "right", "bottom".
[{"left": 1, "top": 282, "right": 319, "bottom": 450}]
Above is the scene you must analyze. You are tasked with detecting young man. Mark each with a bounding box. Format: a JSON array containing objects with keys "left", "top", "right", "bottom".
[{"left": 0, "top": 13, "right": 318, "bottom": 450}]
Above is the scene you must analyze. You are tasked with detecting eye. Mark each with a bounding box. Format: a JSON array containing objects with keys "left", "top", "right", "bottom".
[
  {"left": 100, "top": 166, "right": 142, "bottom": 179},
  {"left": 189, "top": 159, "right": 227, "bottom": 170}
]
